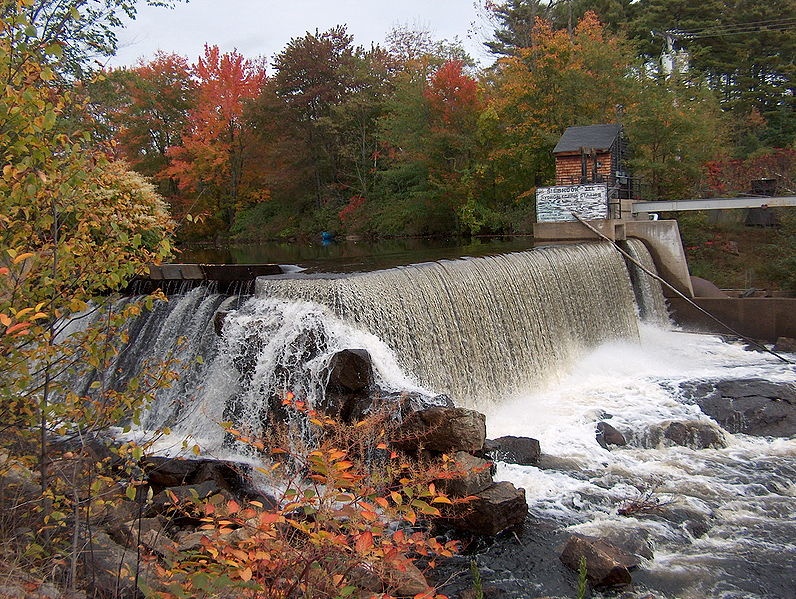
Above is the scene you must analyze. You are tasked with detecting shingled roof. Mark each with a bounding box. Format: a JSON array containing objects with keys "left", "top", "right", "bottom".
[{"left": 553, "top": 124, "right": 622, "bottom": 155}]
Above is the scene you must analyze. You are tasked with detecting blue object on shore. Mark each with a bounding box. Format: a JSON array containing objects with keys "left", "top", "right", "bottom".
[{"left": 321, "top": 231, "right": 335, "bottom": 242}]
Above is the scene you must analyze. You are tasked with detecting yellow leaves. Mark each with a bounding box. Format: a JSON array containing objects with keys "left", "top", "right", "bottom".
[
  {"left": 238, "top": 566, "right": 253, "bottom": 582},
  {"left": 431, "top": 496, "right": 453, "bottom": 505}
]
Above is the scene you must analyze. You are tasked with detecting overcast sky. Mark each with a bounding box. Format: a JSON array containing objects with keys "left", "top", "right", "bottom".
[{"left": 110, "top": 0, "right": 493, "bottom": 68}]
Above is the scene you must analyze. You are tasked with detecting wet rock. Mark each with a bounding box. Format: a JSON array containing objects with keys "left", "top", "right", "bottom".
[
  {"left": 326, "top": 349, "right": 374, "bottom": 393},
  {"left": 536, "top": 454, "right": 584, "bottom": 472},
  {"left": 319, "top": 349, "right": 375, "bottom": 422},
  {"left": 376, "top": 390, "right": 454, "bottom": 421},
  {"left": 486, "top": 436, "right": 541, "bottom": 465},
  {"left": 664, "top": 421, "right": 726, "bottom": 449},
  {"left": 149, "top": 480, "right": 232, "bottom": 517},
  {"left": 460, "top": 587, "right": 509, "bottom": 599},
  {"left": 559, "top": 534, "right": 638, "bottom": 588},
  {"left": 213, "top": 310, "right": 227, "bottom": 336},
  {"left": 679, "top": 378, "right": 796, "bottom": 437},
  {"left": 454, "top": 481, "right": 527, "bottom": 536},
  {"left": 773, "top": 337, "right": 796, "bottom": 353},
  {"left": 595, "top": 528, "right": 655, "bottom": 560},
  {"left": 644, "top": 420, "right": 726, "bottom": 449},
  {"left": 596, "top": 422, "right": 627, "bottom": 449},
  {"left": 142, "top": 456, "right": 249, "bottom": 495},
  {"left": 351, "top": 559, "right": 430, "bottom": 596},
  {"left": 395, "top": 407, "right": 486, "bottom": 454},
  {"left": 438, "top": 451, "right": 494, "bottom": 498},
  {"left": 656, "top": 505, "right": 713, "bottom": 538}
]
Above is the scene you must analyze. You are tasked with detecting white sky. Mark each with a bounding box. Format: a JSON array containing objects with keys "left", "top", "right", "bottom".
[{"left": 110, "top": 0, "right": 494, "bottom": 69}]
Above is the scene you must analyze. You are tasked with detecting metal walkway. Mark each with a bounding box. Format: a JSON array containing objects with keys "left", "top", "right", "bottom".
[{"left": 631, "top": 196, "right": 796, "bottom": 215}]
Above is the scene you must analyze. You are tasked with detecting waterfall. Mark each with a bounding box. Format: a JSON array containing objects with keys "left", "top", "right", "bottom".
[
  {"left": 254, "top": 243, "right": 642, "bottom": 403},
  {"left": 81, "top": 241, "right": 670, "bottom": 452},
  {"left": 621, "top": 238, "right": 669, "bottom": 325}
]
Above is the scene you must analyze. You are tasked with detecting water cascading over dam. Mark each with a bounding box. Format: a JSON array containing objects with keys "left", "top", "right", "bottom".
[
  {"left": 113, "top": 241, "right": 666, "bottom": 451},
  {"left": 254, "top": 243, "right": 648, "bottom": 402}
]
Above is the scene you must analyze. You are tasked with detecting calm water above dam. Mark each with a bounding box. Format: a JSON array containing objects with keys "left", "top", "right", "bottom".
[{"left": 177, "top": 236, "right": 536, "bottom": 273}]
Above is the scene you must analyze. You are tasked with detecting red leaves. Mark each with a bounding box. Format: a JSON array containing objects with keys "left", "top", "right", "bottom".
[
  {"left": 425, "top": 60, "right": 480, "bottom": 127},
  {"left": 164, "top": 44, "right": 267, "bottom": 215}
]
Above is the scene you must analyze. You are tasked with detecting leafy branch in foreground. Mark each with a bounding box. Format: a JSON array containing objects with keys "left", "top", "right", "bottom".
[{"left": 147, "top": 398, "right": 466, "bottom": 599}]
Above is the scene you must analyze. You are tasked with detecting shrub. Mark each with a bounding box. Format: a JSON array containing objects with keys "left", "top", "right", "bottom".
[{"left": 147, "top": 397, "right": 462, "bottom": 599}]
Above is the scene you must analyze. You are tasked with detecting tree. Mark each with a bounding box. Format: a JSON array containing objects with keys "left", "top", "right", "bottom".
[
  {"left": 484, "top": 13, "right": 635, "bottom": 208},
  {"left": 624, "top": 75, "right": 726, "bottom": 200},
  {"left": 1, "top": 5, "right": 174, "bottom": 589},
  {"left": 165, "top": 45, "right": 266, "bottom": 229},
  {"left": 482, "top": 0, "right": 559, "bottom": 56},
  {"left": 0, "top": 0, "right": 185, "bottom": 78},
  {"left": 269, "top": 26, "right": 364, "bottom": 209},
  {"left": 88, "top": 52, "right": 196, "bottom": 194},
  {"left": 629, "top": 0, "right": 796, "bottom": 152}
]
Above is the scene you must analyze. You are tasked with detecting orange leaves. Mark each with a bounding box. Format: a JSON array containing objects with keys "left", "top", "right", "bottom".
[
  {"left": 355, "top": 530, "right": 374, "bottom": 553},
  {"left": 147, "top": 407, "right": 464, "bottom": 599},
  {"left": 163, "top": 44, "right": 266, "bottom": 201}
]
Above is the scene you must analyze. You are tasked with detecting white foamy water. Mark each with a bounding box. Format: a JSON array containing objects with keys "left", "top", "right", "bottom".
[{"left": 485, "top": 323, "right": 796, "bottom": 599}]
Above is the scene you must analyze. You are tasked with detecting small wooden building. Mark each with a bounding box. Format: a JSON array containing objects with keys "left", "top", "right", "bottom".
[{"left": 553, "top": 124, "right": 631, "bottom": 199}]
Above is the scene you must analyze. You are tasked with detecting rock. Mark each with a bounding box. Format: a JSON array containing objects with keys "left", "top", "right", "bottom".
[
  {"left": 690, "top": 276, "right": 728, "bottom": 298},
  {"left": 644, "top": 420, "right": 726, "bottom": 449},
  {"left": 82, "top": 529, "right": 158, "bottom": 598},
  {"left": 375, "top": 390, "right": 454, "bottom": 421},
  {"left": 679, "top": 378, "right": 796, "bottom": 437},
  {"left": 437, "top": 451, "right": 494, "bottom": 498},
  {"left": 213, "top": 310, "right": 227, "bottom": 336},
  {"left": 107, "top": 516, "right": 165, "bottom": 549},
  {"left": 319, "top": 349, "right": 375, "bottom": 422},
  {"left": 394, "top": 407, "right": 486, "bottom": 454},
  {"left": 142, "top": 456, "right": 249, "bottom": 494},
  {"left": 596, "top": 422, "right": 627, "bottom": 449},
  {"left": 149, "top": 480, "right": 231, "bottom": 516},
  {"left": 460, "top": 587, "right": 509, "bottom": 599},
  {"left": 656, "top": 505, "right": 713, "bottom": 538},
  {"left": 559, "top": 534, "right": 638, "bottom": 589},
  {"left": 326, "top": 349, "right": 374, "bottom": 393},
  {"left": 350, "top": 558, "right": 430, "bottom": 596},
  {"left": 594, "top": 528, "right": 655, "bottom": 560},
  {"left": 486, "top": 436, "right": 541, "bottom": 465},
  {"left": 454, "top": 481, "right": 527, "bottom": 536},
  {"left": 773, "top": 337, "right": 796, "bottom": 353}
]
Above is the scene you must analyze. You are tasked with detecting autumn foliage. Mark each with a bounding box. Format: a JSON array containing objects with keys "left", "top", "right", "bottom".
[{"left": 146, "top": 399, "right": 465, "bottom": 599}]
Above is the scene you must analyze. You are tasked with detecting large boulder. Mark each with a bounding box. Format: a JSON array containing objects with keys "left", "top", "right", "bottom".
[
  {"left": 394, "top": 407, "right": 486, "bottom": 454},
  {"left": 319, "top": 349, "right": 375, "bottom": 423},
  {"left": 591, "top": 527, "right": 655, "bottom": 561},
  {"left": 486, "top": 436, "right": 541, "bottom": 465},
  {"left": 643, "top": 420, "right": 726, "bottom": 449},
  {"left": 82, "top": 529, "right": 157, "bottom": 598},
  {"left": 351, "top": 558, "right": 431, "bottom": 597},
  {"left": 773, "top": 337, "right": 796, "bottom": 353},
  {"left": 453, "top": 481, "right": 527, "bottom": 536},
  {"left": 679, "top": 378, "right": 796, "bottom": 437},
  {"left": 437, "top": 451, "right": 494, "bottom": 498},
  {"left": 559, "top": 534, "right": 639, "bottom": 589}
]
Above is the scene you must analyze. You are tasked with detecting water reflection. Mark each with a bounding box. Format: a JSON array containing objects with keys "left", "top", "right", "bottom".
[{"left": 176, "top": 237, "right": 536, "bottom": 274}]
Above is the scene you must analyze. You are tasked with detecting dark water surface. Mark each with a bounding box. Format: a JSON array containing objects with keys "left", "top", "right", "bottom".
[{"left": 176, "top": 236, "right": 536, "bottom": 274}]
